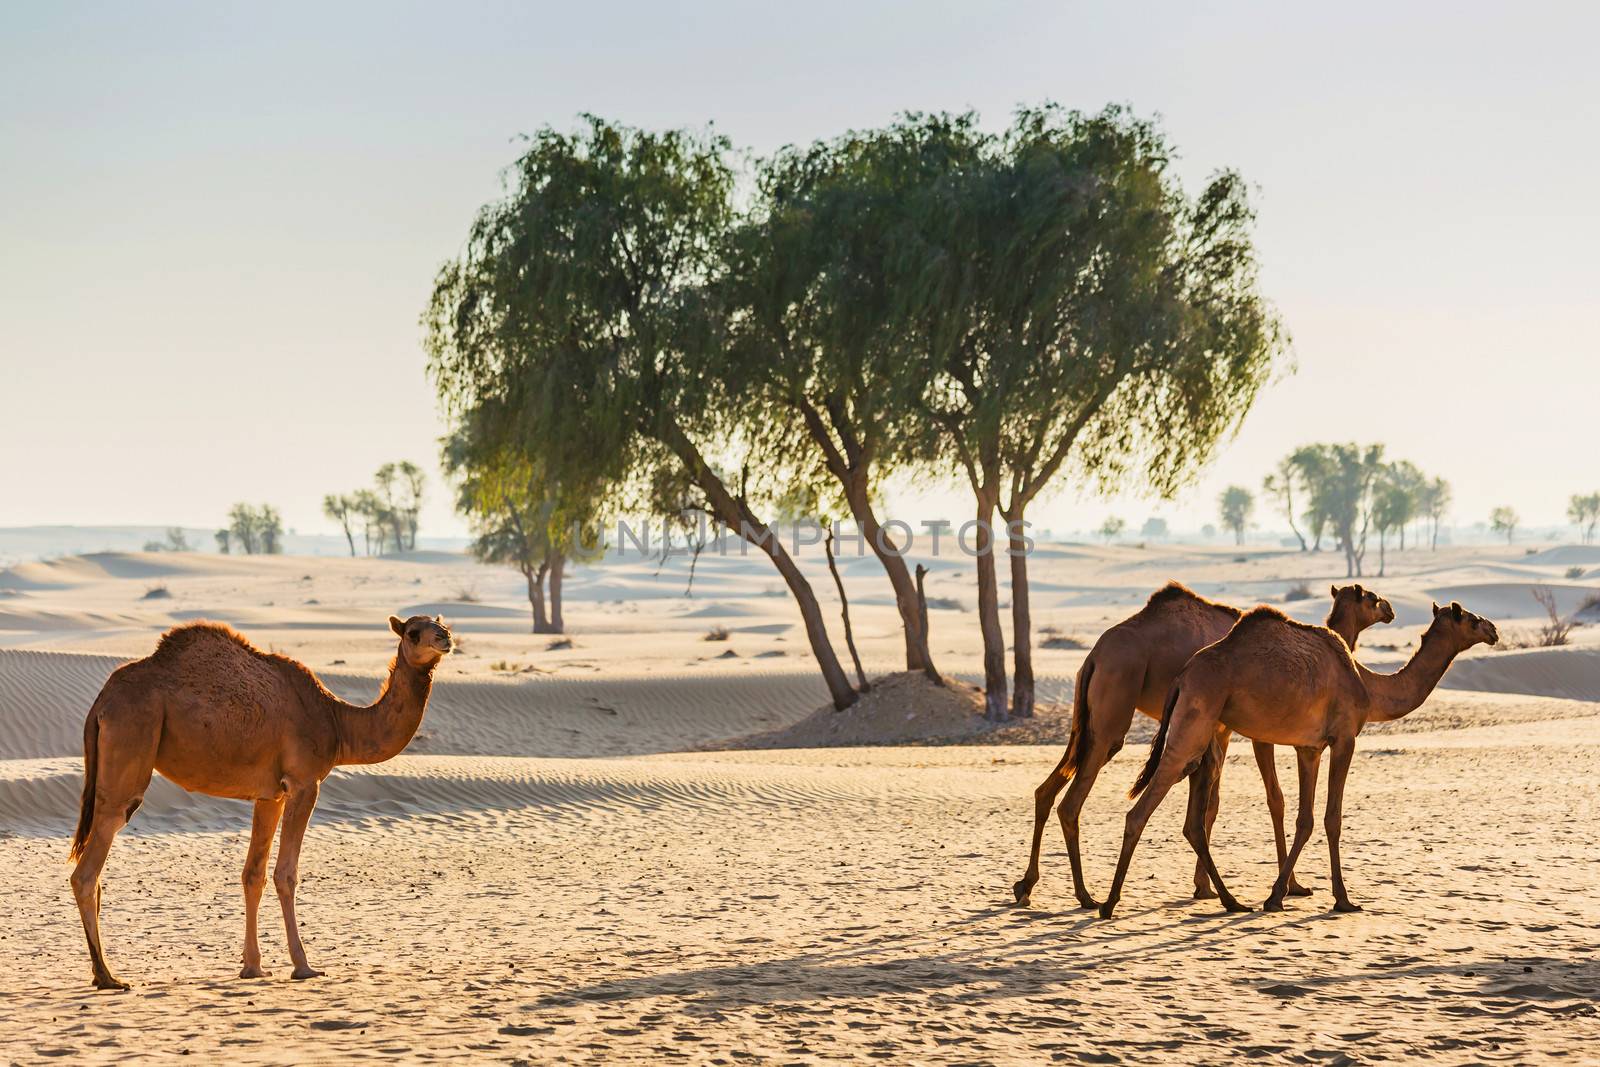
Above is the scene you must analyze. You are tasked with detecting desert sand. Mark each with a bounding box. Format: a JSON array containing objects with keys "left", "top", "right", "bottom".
[{"left": 1, "top": 539, "right": 1597, "bottom": 1062}]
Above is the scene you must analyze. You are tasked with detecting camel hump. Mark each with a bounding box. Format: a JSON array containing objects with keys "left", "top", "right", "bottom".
[
  {"left": 151, "top": 620, "right": 259, "bottom": 661},
  {"left": 1143, "top": 581, "right": 1242, "bottom": 619}
]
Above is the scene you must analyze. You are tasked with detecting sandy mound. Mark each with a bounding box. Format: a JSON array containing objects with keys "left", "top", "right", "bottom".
[
  {"left": 1425, "top": 582, "right": 1598, "bottom": 620},
  {"left": 713, "top": 671, "right": 994, "bottom": 748}
]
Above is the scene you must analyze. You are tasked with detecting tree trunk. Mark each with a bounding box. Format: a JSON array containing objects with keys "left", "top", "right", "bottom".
[
  {"left": 342, "top": 524, "right": 356, "bottom": 557},
  {"left": 525, "top": 563, "right": 549, "bottom": 634},
  {"left": 1004, "top": 510, "right": 1035, "bottom": 719},
  {"left": 842, "top": 480, "right": 939, "bottom": 681},
  {"left": 657, "top": 422, "right": 856, "bottom": 710},
  {"left": 825, "top": 531, "right": 869, "bottom": 692},
  {"left": 973, "top": 494, "right": 1008, "bottom": 722},
  {"left": 548, "top": 552, "right": 565, "bottom": 634},
  {"left": 1378, "top": 530, "right": 1387, "bottom": 576}
]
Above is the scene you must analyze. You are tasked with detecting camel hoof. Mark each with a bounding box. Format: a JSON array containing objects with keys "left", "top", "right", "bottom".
[
  {"left": 1097, "top": 902, "right": 1116, "bottom": 920},
  {"left": 1332, "top": 900, "right": 1363, "bottom": 914},
  {"left": 239, "top": 965, "right": 271, "bottom": 979},
  {"left": 1011, "top": 879, "right": 1033, "bottom": 906},
  {"left": 1262, "top": 898, "right": 1285, "bottom": 913},
  {"left": 1287, "top": 883, "right": 1314, "bottom": 898},
  {"left": 93, "top": 974, "right": 130, "bottom": 991},
  {"left": 1075, "top": 896, "right": 1100, "bottom": 912},
  {"left": 1192, "top": 885, "right": 1218, "bottom": 901},
  {"left": 291, "top": 965, "right": 324, "bottom": 980},
  {"left": 1222, "top": 899, "right": 1253, "bottom": 914}
]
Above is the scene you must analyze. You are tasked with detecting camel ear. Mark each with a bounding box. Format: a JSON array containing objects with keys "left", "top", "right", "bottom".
[
  {"left": 435, "top": 614, "right": 447, "bottom": 629},
  {"left": 1353, "top": 584, "right": 1364, "bottom": 595},
  {"left": 1451, "top": 601, "right": 1463, "bottom": 620},
  {"left": 389, "top": 615, "right": 406, "bottom": 637},
  {"left": 1331, "top": 585, "right": 1340, "bottom": 598},
  {"left": 1432, "top": 601, "right": 1442, "bottom": 616}
]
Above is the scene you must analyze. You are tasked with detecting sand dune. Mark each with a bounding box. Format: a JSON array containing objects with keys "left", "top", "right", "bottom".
[{"left": 1, "top": 543, "right": 1597, "bottom": 1062}]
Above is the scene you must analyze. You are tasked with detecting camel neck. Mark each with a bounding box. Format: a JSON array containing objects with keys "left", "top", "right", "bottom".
[
  {"left": 1358, "top": 623, "right": 1459, "bottom": 723},
  {"left": 332, "top": 652, "right": 434, "bottom": 766},
  {"left": 1325, "top": 607, "right": 1362, "bottom": 651}
]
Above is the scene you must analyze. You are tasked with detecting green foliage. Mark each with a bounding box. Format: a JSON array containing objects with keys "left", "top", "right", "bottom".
[
  {"left": 326, "top": 465, "right": 426, "bottom": 556},
  {"left": 1097, "top": 516, "right": 1126, "bottom": 543}
]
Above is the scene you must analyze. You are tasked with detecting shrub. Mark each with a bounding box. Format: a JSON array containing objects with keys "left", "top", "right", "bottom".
[
  {"left": 1531, "top": 587, "right": 1573, "bottom": 647},
  {"left": 1284, "top": 582, "right": 1314, "bottom": 602},
  {"left": 704, "top": 626, "right": 730, "bottom": 642},
  {"left": 141, "top": 585, "right": 171, "bottom": 600},
  {"left": 1565, "top": 566, "right": 1586, "bottom": 580},
  {"left": 546, "top": 637, "right": 574, "bottom": 650}
]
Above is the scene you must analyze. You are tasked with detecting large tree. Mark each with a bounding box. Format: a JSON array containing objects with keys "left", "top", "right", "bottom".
[
  {"left": 1567, "top": 491, "right": 1599, "bottom": 544},
  {"left": 903, "top": 107, "right": 1284, "bottom": 719},
  {"left": 425, "top": 117, "right": 858, "bottom": 708}
]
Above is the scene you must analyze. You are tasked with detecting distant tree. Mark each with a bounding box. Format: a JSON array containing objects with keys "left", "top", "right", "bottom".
[
  {"left": 1201, "top": 523, "right": 1218, "bottom": 539},
  {"left": 1491, "top": 506, "right": 1519, "bottom": 544},
  {"left": 226, "top": 504, "right": 282, "bottom": 555},
  {"left": 322, "top": 493, "right": 358, "bottom": 556},
  {"left": 1370, "top": 479, "right": 1412, "bottom": 576},
  {"left": 1288, "top": 444, "right": 1384, "bottom": 576},
  {"left": 1218, "top": 486, "right": 1254, "bottom": 545},
  {"left": 443, "top": 418, "right": 596, "bottom": 634},
  {"left": 1385, "top": 460, "right": 1425, "bottom": 551},
  {"left": 214, "top": 528, "right": 231, "bottom": 554},
  {"left": 258, "top": 506, "right": 283, "bottom": 554},
  {"left": 1567, "top": 491, "right": 1600, "bottom": 544},
  {"left": 1098, "top": 516, "right": 1127, "bottom": 543},
  {"left": 1419, "top": 476, "right": 1452, "bottom": 550},
  {"left": 1262, "top": 457, "right": 1307, "bottom": 550},
  {"left": 1140, "top": 516, "right": 1169, "bottom": 541}
]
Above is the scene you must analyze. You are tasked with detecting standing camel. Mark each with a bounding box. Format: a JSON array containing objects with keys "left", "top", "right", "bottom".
[
  {"left": 68, "top": 615, "right": 452, "bottom": 989},
  {"left": 1099, "top": 600, "right": 1496, "bottom": 918},
  {"left": 1013, "top": 582, "right": 1392, "bottom": 909}
]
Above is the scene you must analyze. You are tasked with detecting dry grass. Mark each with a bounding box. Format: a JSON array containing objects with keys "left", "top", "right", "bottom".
[
  {"left": 704, "top": 626, "right": 730, "bottom": 642},
  {"left": 1565, "top": 566, "right": 1587, "bottom": 580},
  {"left": 1283, "top": 582, "right": 1314, "bottom": 602},
  {"left": 141, "top": 585, "right": 171, "bottom": 600},
  {"left": 546, "top": 636, "right": 574, "bottom": 651},
  {"left": 1038, "top": 624, "right": 1088, "bottom": 650},
  {"left": 1531, "top": 586, "right": 1574, "bottom": 647}
]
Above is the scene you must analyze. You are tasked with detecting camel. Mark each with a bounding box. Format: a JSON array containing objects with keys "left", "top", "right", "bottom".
[
  {"left": 68, "top": 614, "right": 452, "bottom": 989},
  {"left": 1098, "top": 599, "right": 1497, "bottom": 919},
  {"left": 1013, "top": 582, "right": 1393, "bottom": 909}
]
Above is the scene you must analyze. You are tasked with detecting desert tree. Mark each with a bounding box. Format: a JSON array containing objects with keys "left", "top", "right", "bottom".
[
  {"left": 1218, "top": 485, "right": 1254, "bottom": 544},
  {"left": 1567, "top": 491, "right": 1600, "bottom": 544},
  {"left": 425, "top": 116, "right": 858, "bottom": 708},
  {"left": 1419, "top": 476, "right": 1452, "bottom": 549},
  {"left": 443, "top": 409, "right": 597, "bottom": 634},
  {"left": 1097, "top": 516, "right": 1127, "bottom": 543},
  {"left": 1288, "top": 443, "right": 1384, "bottom": 576},
  {"left": 1370, "top": 477, "right": 1412, "bottom": 576},
  {"left": 214, "top": 528, "right": 231, "bottom": 554},
  {"left": 905, "top": 106, "right": 1284, "bottom": 719},
  {"left": 1140, "top": 516, "right": 1169, "bottom": 540},
  {"left": 226, "top": 503, "right": 282, "bottom": 555},
  {"left": 322, "top": 493, "right": 359, "bottom": 556},
  {"left": 1262, "top": 456, "right": 1307, "bottom": 550},
  {"left": 1491, "top": 505, "right": 1519, "bottom": 544},
  {"left": 712, "top": 122, "right": 986, "bottom": 682}
]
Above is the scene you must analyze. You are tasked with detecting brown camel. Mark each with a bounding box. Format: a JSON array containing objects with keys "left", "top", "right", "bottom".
[
  {"left": 1013, "top": 582, "right": 1393, "bottom": 909},
  {"left": 1098, "top": 599, "right": 1497, "bottom": 918},
  {"left": 68, "top": 615, "right": 452, "bottom": 989}
]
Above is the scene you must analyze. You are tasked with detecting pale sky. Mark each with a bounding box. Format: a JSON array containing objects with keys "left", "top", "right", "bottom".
[{"left": 4, "top": 2, "right": 1597, "bottom": 541}]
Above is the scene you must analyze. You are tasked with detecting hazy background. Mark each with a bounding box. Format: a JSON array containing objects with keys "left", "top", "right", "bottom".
[{"left": 4, "top": 1, "right": 1596, "bottom": 543}]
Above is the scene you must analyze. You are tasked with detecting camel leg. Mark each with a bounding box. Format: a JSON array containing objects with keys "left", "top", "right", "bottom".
[
  {"left": 1254, "top": 740, "right": 1313, "bottom": 897},
  {"left": 273, "top": 781, "right": 323, "bottom": 979},
  {"left": 1324, "top": 738, "right": 1361, "bottom": 913},
  {"left": 1056, "top": 738, "right": 1115, "bottom": 910},
  {"left": 1191, "top": 728, "right": 1231, "bottom": 899},
  {"left": 72, "top": 809, "right": 132, "bottom": 990},
  {"left": 1181, "top": 744, "right": 1250, "bottom": 914},
  {"left": 1098, "top": 713, "right": 1215, "bottom": 920},
  {"left": 1013, "top": 752, "right": 1072, "bottom": 906},
  {"left": 240, "top": 797, "right": 284, "bottom": 979},
  {"left": 1263, "top": 746, "right": 1322, "bottom": 911}
]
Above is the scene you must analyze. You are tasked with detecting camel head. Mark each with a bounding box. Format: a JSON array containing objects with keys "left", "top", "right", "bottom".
[
  {"left": 1331, "top": 583, "right": 1395, "bottom": 629},
  {"left": 1428, "top": 600, "right": 1498, "bottom": 650},
  {"left": 389, "top": 614, "right": 454, "bottom": 668}
]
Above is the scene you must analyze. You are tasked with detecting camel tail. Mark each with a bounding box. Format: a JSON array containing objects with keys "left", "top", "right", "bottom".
[
  {"left": 1130, "top": 682, "right": 1179, "bottom": 799},
  {"left": 69, "top": 711, "right": 99, "bottom": 862},
  {"left": 1061, "top": 658, "right": 1095, "bottom": 782}
]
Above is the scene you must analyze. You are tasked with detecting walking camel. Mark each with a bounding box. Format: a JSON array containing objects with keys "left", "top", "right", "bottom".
[
  {"left": 69, "top": 615, "right": 453, "bottom": 989},
  {"left": 1013, "top": 582, "right": 1393, "bottom": 909},
  {"left": 1098, "top": 599, "right": 1497, "bottom": 919}
]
